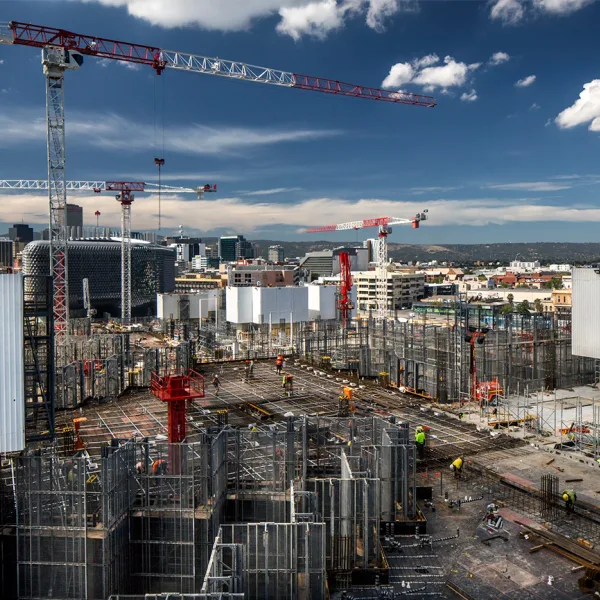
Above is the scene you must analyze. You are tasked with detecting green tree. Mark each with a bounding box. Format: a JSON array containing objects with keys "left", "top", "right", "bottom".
[
  {"left": 544, "top": 277, "right": 564, "bottom": 290},
  {"left": 507, "top": 293, "right": 514, "bottom": 305},
  {"left": 533, "top": 298, "right": 544, "bottom": 313},
  {"left": 516, "top": 299, "right": 531, "bottom": 314},
  {"left": 500, "top": 304, "right": 513, "bottom": 315}
]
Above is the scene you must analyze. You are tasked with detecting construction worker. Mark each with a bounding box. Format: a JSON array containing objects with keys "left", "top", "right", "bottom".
[
  {"left": 282, "top": 373, "right": 294, "bottom": 396},
  {"left": 275, "top": 355, "right": 283, "bottom": 375},
  {"left": 415, "top": 426, "right": 426, "bottom": 460},
  {"left": 562, "top": 489, "right": 577, "bottom": 512},
  {"left": 135, "top": 461, "right": 145, "bottom": 475},
  {"left": 249, "top": 359, "right": 255, "bottom": 377},
  {"left": 243, "top": 361, "right": 250, "bottom": 382},
  {"left": 212, "top": 374, "right": 221, "bottom": 396},
  {"left": 450, "top": 457, "right": 464, "bottom": 479},
  {"left": 152, "top": 459, "right": 168, "bottom": 476},
  {"left": 338, "top": 387, "right": 356, "bottom": 417}
]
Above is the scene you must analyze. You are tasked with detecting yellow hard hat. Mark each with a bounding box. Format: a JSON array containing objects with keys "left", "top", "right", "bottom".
[
  {"left": 416, "top": 426, "right": 423, "bottom": 432},
  {"left": 562, "top": 493, "right": 569, "bottom": 502}
]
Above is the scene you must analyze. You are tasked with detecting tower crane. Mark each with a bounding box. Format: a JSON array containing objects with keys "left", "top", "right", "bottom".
[
  {"left": 2, "top": 179, "right": 217, "bottom": 324},
  {"left": 307, "top": 212, "right": 428, "bottom": 320},
  {"left": 0, "top": 20, "right": 435, "bottom": 347}
]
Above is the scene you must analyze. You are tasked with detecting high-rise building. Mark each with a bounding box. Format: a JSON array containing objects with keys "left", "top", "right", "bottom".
[
  {"left": 8, "top": 224, "right": 34, "bottom": 244},
  {"left": 66, "top": 204, "right": 83, "bottom": 229},
  {"left": 219, "top": 236, "right": 241, "bottom": 262},
  {"left": 236, "top": 238, "right": 254, "bottom": 260},
  {"left": 268, "top": 245, "right": 284, "bottom": 263},
  {"left": 0, "top": 238, "right": 13, "bottom": 267},
  {"left": 219, "top": 235, "right": 255, "bottom": 262}
]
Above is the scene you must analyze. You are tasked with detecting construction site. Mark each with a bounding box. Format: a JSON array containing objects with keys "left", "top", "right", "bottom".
[{"left": 3, "top": 16, "right": 600, "bottom": 600}]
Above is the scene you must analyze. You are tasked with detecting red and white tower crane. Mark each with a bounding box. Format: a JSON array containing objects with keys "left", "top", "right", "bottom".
[
  {"left": 0, "top": 20, "right": 435, "bottom": 347},
  {"left": 2, "top": 179, "right": 216, "bottom": 324},
  {"left": 307, "top": 212, "right": 428, "bottom": 320}
]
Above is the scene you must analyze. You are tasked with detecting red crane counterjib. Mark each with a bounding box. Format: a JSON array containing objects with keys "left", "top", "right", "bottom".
[
  {"left": 8, "top": 21, "right": 165, "bottom": 71},
  {"left": 6, "top": 21, "right": 436, "bottom": 106}
]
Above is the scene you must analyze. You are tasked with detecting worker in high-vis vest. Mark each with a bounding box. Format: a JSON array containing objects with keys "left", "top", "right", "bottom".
[
  {"left": 415, "top": 426, "right": 426, "bottom": 460},
  {"left": 450, "top": 457, "right": 464, "bottom": 479},
  {"left": 562, "top": 489, "right": 576, "bottom": 512}
]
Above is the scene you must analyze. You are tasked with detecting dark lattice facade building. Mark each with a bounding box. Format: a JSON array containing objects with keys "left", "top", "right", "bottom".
[{"left": 22, "top": 241, "right": 175, "bottom": 316}]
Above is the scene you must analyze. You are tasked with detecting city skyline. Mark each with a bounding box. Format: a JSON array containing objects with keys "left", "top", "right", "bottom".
[{"left": 1, "top": 1, "right": 600, "bottom": 243}]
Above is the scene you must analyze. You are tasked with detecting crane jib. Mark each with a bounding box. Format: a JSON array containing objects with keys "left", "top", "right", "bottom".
[{"left": 4, "top": 21, "right": 436, "bottom": 105}]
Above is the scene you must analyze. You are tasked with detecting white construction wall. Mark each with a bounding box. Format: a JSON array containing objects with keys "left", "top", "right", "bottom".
[
  {"left": 0, "top": 274, "right": 25, "bottom": 453},
  {"left": 572, "top": 267, "right": 600, "bottom": 359},
  {"left": 158, "top": 291, "right": 218, "bottom": 320}
]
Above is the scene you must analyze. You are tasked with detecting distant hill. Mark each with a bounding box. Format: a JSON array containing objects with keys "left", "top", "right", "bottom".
[{"left": 242, "top": 240, "right": 600, "bottom": 265}]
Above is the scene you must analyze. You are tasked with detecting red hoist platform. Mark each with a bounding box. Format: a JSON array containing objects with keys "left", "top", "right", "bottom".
[{"left": 150, "top": 370, "right": 205, "bottom": 444}]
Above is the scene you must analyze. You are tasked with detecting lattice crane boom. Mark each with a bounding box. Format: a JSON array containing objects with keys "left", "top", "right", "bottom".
[
  {"left": 0, "top": 180, "right": 215, "bottom": 197},
  {"left": 1, "top": 21, "right": 437, "bottom": 107}
]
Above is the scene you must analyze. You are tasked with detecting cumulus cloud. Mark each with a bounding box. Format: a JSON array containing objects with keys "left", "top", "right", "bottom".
[
  {"left": 460, "top": 89, "right": 478, "bottom": 102},
  {"left": 530, "top": 102, "right": 540, "bottom": 110},
  {"left": 533, "top": 0, "right": 594, "bottom": 13},
  {"left": 488, "top": 51, "right": 510, "bottom": 66},
  {"left": 382, "top": 54, "right": 481, "bottom": 92},
  {"left": 0, "top": 109, "right": 341, "bottom": 156},
  {"left": 490, "top": 0, "right": 525, "bottom": 24},
  {"left": 490, "top": 0, "right": 593, "bottom": 24},
  {"left": 555, "top": 80, "right": 600, "bottom": 131},
  {"left": 82, "top": 0, "right": 411, "bottom": 39},
  {"left": 6, "top": 193, "right": 600, "bottom": 232},
  {"left": 277, "top": 0, "right": 345, "bottom": 40},
  {"left": 516, "top": 75, "right": 536, "bottom": 87}
]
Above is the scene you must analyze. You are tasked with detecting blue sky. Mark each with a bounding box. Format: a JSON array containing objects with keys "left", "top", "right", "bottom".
[{"left": 1, "top": 0, "right": 600, "bottom": 244}]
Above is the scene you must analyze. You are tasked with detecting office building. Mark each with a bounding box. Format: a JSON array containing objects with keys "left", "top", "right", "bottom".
[
  {"left": 353, "top": 270, "right": 425, "bottom": 313},
  {"left": 66, "top": 204, "right": 83, "bottom": 229},
  {"left": 0, "top": 238, "right": 13, "bottom": 268},
  {"left": 268, "top": 245, "right": 285, "bottom": 263},
  {"left": 219, "top": 235, "right": 255, "bottom": 262},
  {"left": 8, "top": 224, "right": 34, "bottom": 244}
]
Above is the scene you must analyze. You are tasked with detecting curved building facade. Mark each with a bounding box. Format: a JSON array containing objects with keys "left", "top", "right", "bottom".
[{"left": 22, "top": 241, "right": 175, "bottom": 316}]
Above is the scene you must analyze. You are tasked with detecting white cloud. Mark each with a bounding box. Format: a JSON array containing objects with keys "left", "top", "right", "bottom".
[
  {"left": 382, "top": 54, "right": 480, "bottom": 92},
  {"left": 83, "top": 0, "right": 410, "bottom": 39},
  {"left": 460, "top": 89, "right": 478, "bottom": 102},
  {"left": 489, "top": 51, "right": 510, "bottom": 66},
  {"left": 515, "top": 75, "right": 536, "bottom": 87},
  {"left": 0, "top": 60, "right": 4, "bottom": 65},
  {"left": 533, "top": 0, "right": 594, "bottom": 14},
  {"left": 487, "top": 181, "right": 571, "bottom": 191},
  {"left": 241, "top": 187, "right": 302, "bottom": 196},
  {"left": 555, "top": 80, "right": 600, "bottom": 131},
  {"left": 7, "top": 193, "right": 600, "bottom": 232},
  {"left": 529, "top": 102, "right": 540, "bottom": 110},
  {"left": 409, "top": 186, "right": 460, "bottom": 194},
  {"left": 490, "top": 0, "right": 592, "bottom": 25},
  {"left": 490, "top": 0, "right": 525, "bottom": 24},
  {"left": 0, "top": 109, "right": 341, "bottom": 156},
  {"left": 277, "top": 0, "right": 344, "bottom": 40}
]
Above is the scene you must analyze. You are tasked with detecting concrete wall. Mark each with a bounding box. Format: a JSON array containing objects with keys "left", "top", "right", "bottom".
[
  {"left": 0, "top": 274, "right": 25, "bottom": 453},
  {"left": 157, "top": 291, "right": 218, "bottom": 320}
]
